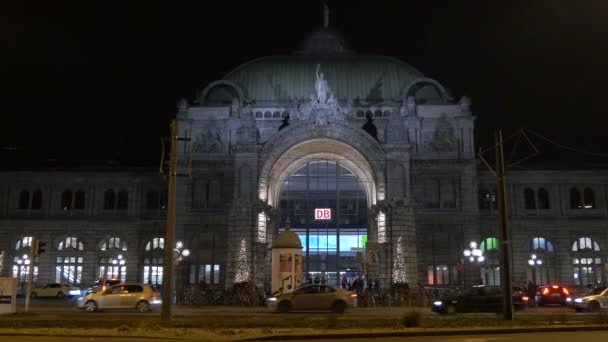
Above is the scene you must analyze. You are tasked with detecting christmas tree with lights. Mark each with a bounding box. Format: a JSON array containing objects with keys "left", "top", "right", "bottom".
[
  {"left": 234, "top": 239, "right": 250, "bottom": 283},
  {"left": 392, "top": 236, "right": 407, "bottom": 283}
]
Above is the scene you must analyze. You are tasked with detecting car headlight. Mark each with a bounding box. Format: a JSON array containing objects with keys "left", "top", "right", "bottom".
[
  {"left": 574, "top": 298, "right": 583, "bottom": 303},
  {"left": 69, "top": 290, "right": 81, "bottom": 296},
  {"left": 433, "top": 301, "right": 444, "bottom": 306},
  {"left": 266, "top": 297, "right": 277, "bottom": 301},
  {"left": 566, "top": 298, "right": 572, "bottom": 302}
]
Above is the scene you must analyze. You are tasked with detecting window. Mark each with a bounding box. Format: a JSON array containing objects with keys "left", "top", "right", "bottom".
[
  {"left": 74, "top": 190, "right": 85, "bottom": 210},
  {"left": 146, "top": 191, "right": 160, "bottom": 210},
  {"left": 98, "top": 255, "right": 126, "bottom": 280},
  {"left": 18, "top": 190, "right": 29, "bottom": 209},
  {"left": 117, "top": 189, "right": 128, "bottom": 210},
  {"left": 481, "top": 254, "right": 500, "bottom": 286},
  {"left": 192, "top": 179, "right": 221, "bottom": 209},
  {"left": 143, "top": 237, "right": 164, "bottom": 285},
  {"left": 528, "top": 237, "right": 555, "bottom": 285},
  {"left": 572, "top": 237, "right": 603, "bottom": 285},
  {"left": 478, "top": 188, "right": 497, "bottom": 210},
  {"left": 31, "top": 189, "right": 42, "bottom": 209},
  {"left": 61, "top": 190, "right": 73, "bottom": 209},
  {"left": 524, "top": 188, "right": 535, "bottom": 209},
  {"left": 55, "top": 256, "right": 83, "bottom": 285},
  {"left": 100, "top": 236, "right": 127, "bottom": 251},
  {"left": 427, "top": 264, "right": 453, "bottom": 285},
  {"left": 583, "top": 188, "right": 595, "bottom": 209},
  {"left": 537, "top": 188, "right": 550, "bottom": 209},
  {"left": 15, "top": 236, "right": 33, "bottom": 249},
  {"left": 13, "top": 236, "right": 38, "bottom": 291},
  {"left": 103, "top": 189, "right": 115, "bottom": 210},
  {"left": 189, "top": 264, "right": 220, "bottom": 285},
  {"left": 531, "top": 237, "right": 554, "bottom": 252},
  {"left": 480, "top": 237, "right": 498, "bottom": 252},
  {"left": 570, "top": 188, "right": 581, "bottom": 209}
]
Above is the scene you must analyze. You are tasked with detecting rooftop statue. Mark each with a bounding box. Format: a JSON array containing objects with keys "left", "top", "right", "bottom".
[{"left": 315, "top": 64, "right": 328, "bottom": 105}]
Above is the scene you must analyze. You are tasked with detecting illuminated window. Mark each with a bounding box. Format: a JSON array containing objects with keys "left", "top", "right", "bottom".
[
  {"left": 100, "top": 236, "right": 127, "bottom": 251},
  {"left": 427, "top": 264, "right": 452, "bottom": 285},
  {"left": 189, "top": 264, "right": 220, "bottom": 285},
  {"left": 480, "top": 237, "right": 498, "bottom": 252}
]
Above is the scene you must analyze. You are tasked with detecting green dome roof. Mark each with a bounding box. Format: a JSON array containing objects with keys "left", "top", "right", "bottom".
[
  {"left": 272, "top": 219, "right": 302, "bottom": 249},
  {"left": 222, "top": 28, "right": 424, "bottom": 104}
]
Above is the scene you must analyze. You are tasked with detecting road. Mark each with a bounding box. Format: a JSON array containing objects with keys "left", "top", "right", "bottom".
[
  {"left": 15, "top": 298, "right": 595, "bottom": 316},
  {"left": 3, "top": 331, "right": 608, "bottom": 341}
]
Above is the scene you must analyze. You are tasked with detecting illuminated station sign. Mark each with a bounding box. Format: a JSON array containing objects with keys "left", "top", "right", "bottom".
[{"left": 314, "top": 208, "right": 332, "bottom": 220}]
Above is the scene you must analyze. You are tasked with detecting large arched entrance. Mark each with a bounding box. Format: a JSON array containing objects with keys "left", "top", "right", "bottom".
[{"left": 278, "top": 160, "right": 368, "bottom": 287}]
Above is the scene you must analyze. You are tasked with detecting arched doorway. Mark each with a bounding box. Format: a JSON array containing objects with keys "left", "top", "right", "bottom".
[{"left": 278, "top": 160, "right": 368, "bottom": 287}]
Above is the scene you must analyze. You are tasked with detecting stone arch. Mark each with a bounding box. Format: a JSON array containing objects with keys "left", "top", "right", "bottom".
[
  {"left": 199, "top": 80, "right": 247, "bottom": 105},
  {"left": 402, "top": 77, "right": 448, "bottom": 103},
  {"left": 258, "top": 122, "right": 385, "bottom": 208}
]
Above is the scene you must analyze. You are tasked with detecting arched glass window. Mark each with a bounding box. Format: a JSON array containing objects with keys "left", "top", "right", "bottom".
[
  {"left": 528, "top": 237, "right": 555, "bottom": 285},
  {"left": 74, "top": 190, "right": 85, "bottom": 210},
  {"left": 117, "top": 189, "right": 128, "bottom": 210},
  {"left": 570, "top": 188, "right": 582, "bottom": 209},
  {"left": 103, "top": 189, "right": 116, "bottom": 210},
  {"left": 538, "top": 188, "right": 550, "bottom": 210},
  {"left": 100, "top": 236, "right": 127, "bottom": 251},
  {"left": 56, "top": 236, "right": 84, "bottom": 285},
  {"left": 572, "top": 237, "right": 603, "bottom": 285},
  {"left": 524, "top": 188, "right": 536, "bottom": 209},
  {"left": 583, "top": 188, "right": 595, "bottom": 209},
  {"left": 143, "top": 237, "right": 164, "bottom": 284},
  {"left": 98, "top": 236, "right": 127, "bottom": 280},
  {"left": 480, "top": 237, "right": 498, "bottom": 252},
  {"left": 531, "top": 237, "right": 554, "bottom": 252},
  {"left": 18, "top": 190, "right": 29, "bottom": 209},
  {"left": 13, "top": 236, "right": 38, "bottom": 291}
]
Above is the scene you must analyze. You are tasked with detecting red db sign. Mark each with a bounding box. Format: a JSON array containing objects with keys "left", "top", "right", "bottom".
[{"left": 315, "top": 208, "right": 331, "bottom": 220}]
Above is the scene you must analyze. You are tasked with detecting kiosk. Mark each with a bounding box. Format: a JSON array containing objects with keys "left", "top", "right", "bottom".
[{"left": 271, "top": 218, "right": 303, "bottom": 294}]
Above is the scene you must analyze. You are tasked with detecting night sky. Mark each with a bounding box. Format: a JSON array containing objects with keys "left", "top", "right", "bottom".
[{"left": 3, "top": 1, "right": 608, "bottom": 168}]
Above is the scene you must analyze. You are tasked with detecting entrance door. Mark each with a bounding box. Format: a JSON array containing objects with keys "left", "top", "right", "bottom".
[{"left": 279, "top": 160, "right": 368, "bottom": 287}]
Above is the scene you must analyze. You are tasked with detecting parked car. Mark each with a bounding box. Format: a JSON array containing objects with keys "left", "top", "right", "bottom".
[
  {"left": 432, "top": 286, "right": 528, "bottom": 314},
  {"left": 77, "top": 284, "right": 161, "bottom": 312},
  {"left": 535, "top": 284, "right": 571, "bottom": 306},
  {"left": 265, "top": 284, "right": 358, "bottom": 313},
  {"left": 571, "top": 286, "right": 608, "bottom": 312},
  {"left": 31, "top": 283, "right": 80, "bottom": 298}
]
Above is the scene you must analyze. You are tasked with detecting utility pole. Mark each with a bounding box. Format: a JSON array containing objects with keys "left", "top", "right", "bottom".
[
  {"left": 495, "top": 130, "right": 514, "bottom": 320},
  {"left": 161, "top": 120, "right": 178, "bottom": 322}
]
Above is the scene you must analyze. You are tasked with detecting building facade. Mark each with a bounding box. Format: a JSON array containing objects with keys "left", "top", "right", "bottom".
[{"left": 1, "top": 27, "right": 607, "bottom": 293}]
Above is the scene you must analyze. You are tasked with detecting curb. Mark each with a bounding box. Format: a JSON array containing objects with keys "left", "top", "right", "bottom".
[
  {"left": 0, "top": 332, "right": 189, "bottom": 341},
  {"left": 240, "top": 325, "right": 608, "bottom": 341}
]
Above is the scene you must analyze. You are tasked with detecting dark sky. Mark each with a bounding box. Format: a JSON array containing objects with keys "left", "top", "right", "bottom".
[{"left": 3, "top": 1, "right": 608, "bottom": 167}]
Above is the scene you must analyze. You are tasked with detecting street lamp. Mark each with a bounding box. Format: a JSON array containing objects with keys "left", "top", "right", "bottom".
[
  {"left": 527, "top": 254, "right": 542, "bottom": 266},
  {"left": 171, "top": 241, "right": 190, "bottom": 305},
  {"left": 463, "top": 241, "right": 485, "bottom": 263}
]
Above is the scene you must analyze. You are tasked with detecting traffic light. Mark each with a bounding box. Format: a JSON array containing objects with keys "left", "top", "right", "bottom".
[{"left": 33, "top": 240, "right": 46, "bottom": 256}]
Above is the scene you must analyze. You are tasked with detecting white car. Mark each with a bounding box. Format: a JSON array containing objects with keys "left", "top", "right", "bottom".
[
  {"left": 77, "top": 284, "right": 161, "bottom": 312},
  {"left": 31, "top": 283, "right": 80, "bottom": 298},
  {"left": 572, "top": 286, "right": 608, "bottom": 312}
]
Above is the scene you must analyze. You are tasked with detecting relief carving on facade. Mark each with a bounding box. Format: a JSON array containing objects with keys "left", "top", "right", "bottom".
[
  {"left": 192, "top": 129, "right": 223, "bottom": 153},
  {"left": 425, "top": 117, "right": 456, "bottom": 152}
]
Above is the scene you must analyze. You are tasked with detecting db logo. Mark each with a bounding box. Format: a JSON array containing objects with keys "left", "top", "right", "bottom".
[{"left": 315, "top": 208, "right": 331, "bottom": 220}]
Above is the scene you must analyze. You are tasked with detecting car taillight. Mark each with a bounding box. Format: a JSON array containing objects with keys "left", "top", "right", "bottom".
[
  {"left": 522, "top": 296, "right": 529, "bottom": 301},
  {"left": 562, "top": 288, "right": 569, "bottom": 295},
  {"left": 349, "top": 294, "right": 357, "bottom": 298},
  {"left": 151, "top": 292, "right": 159, "bottom": 298},
  {"left": 543, "top": 288, "right": 549, "bottom": 295}
]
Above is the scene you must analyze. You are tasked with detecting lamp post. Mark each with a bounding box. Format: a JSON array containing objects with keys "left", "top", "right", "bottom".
[
  {"left": 15, "top": 254, "right": 30, "bottom": 292},
  {"left": 527, "top": 254, "right": 543, "bottom": 284},
  {"left": 171, "top": 241, "right": 190, "bottom": 304},
  {"left": 463, "top": 241, "right": 484, "bottom": 287}
]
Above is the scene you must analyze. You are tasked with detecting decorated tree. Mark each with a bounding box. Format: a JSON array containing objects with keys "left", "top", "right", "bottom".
[
  {"left": 234, "top": 239, "right": 250, "bottom": 283},
  {"left": 392, "top": 236, "right": 406, "bottom": 283}
]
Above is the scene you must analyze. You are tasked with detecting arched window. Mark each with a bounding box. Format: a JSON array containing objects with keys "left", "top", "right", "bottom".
[
  {"left": 570, "top": 188, "right": 582, "bottom": 209},
  {"left": 56, "top": 236, "right": 84, "bottom": 285},
  {"left": 480, "top": 237, "right": 500, "bottom": 286},
  {"left": 117, "top": 190, "right": 128, "bottom": 210},
  {"left": 98, "top": 236, "right": 127, "bottom": 280},
  {"left": 583, "top": 188, "right": 595, "bottom": 209},
  {"left": 13, "top": 236, "right": 38, "bottom": 290},
  {"left": 528, "top": 237, "right": 555, "bottom": 285},
  {"left": 572, "top": 237, "right": 603, "bottom": 285},
  {"left": 103, "top": 189, "right": 115, "bottom": 210},
  {"left": 31, "top": 189, "right": 42, "bottom": 210},
  {"left": 18, "top": 190, "right": 29, "bottom": 209},
  {"left": 538, "top": 188, "right": 550, "bottom": 210},
  {"left": 524, "top": 188, "right": 536, "bottom": 209},
  {"left": 74, "top": 189, "right": 85, "bottom": 210},
  {"left": 61, "top": 190, "right": 73, "bottom": 209},
  {"left": 143, "top": 237, "right": 164, "bottom": 284}
]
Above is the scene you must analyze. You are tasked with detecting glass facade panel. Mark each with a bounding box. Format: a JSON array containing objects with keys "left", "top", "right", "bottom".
[{"left": 279, "top": 160, "right": 367, "bottom": 286}]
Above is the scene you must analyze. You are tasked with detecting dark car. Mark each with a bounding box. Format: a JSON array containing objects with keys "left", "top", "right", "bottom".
[
  {"left": 535, "top": 284, "right": 570, "bottom": 306},
  {"left": 432, "top": 286, "right": 528, "bottom": 314}
]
